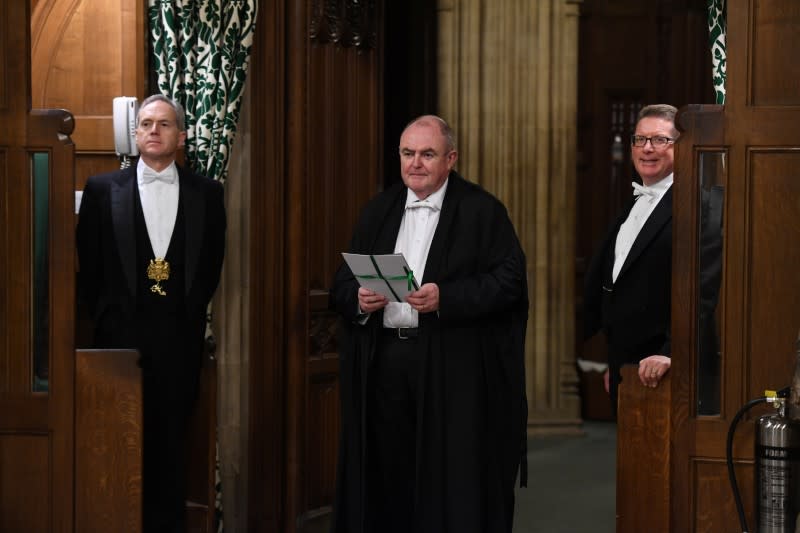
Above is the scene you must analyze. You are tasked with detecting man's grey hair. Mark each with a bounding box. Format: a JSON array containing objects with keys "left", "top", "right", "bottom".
[
  {"left": 138, "top": 94, "right": 186, "bottom": 132},
  {"left": 637, "top": 104, "right": 679, "bottom": 138}
]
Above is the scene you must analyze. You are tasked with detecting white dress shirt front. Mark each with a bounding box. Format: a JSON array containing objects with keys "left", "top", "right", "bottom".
[
  {"left": 137, "top": 159, "right": 180, "bottom": 259},
  {"left": 383, "top": 180, "right": 448, "bottom": 328}
]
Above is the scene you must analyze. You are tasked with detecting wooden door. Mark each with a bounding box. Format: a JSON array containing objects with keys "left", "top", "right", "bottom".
[
  {"left": 0, "top": 3, "right": 76, "bottom": 531},
  {"left": 671, "top": 1, "right": 800, "bottom": 530},
  {"left": 248, "top": 1, "right": 384, "bottom": 531}
]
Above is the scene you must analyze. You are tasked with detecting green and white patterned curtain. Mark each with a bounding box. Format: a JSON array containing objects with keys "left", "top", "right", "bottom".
[
  {"left": 148, "top": 0, "right": 258, "bottom": 183},
  {"left": 707, "top": 0, "right": 726, "bottom": 104}
]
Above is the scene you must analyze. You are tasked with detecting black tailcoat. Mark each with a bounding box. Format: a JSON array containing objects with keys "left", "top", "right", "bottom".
[
  {"left": 584, "top": 185, "right": 723, "bottom": 410},
  {"left": 330, "top": 173, "right": 529, "bottom": 533},
  {"left": 76, "top": 163, "right": 225, "bottom": 530},
  {"left": 77, "top": 164, "right": 225, "bottom": 351},
  {"left": 583, "top": 188, "right": 673, "bottom": 403}
]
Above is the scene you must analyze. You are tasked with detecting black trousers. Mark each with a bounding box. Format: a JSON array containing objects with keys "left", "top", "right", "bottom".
[
  {"left": 142, "top": 377, "right": 190, "bottom": 533},
  {"left": 366, "top": 331, "right": 423, "bottom": 533},
  {"left": 137, "top": 318, "right": 200, "bottom": 533}
]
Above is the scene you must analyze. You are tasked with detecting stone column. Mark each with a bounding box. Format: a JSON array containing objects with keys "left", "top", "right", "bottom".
[{"left": 438, "top": 0, "right": 583, "bottom": 434}]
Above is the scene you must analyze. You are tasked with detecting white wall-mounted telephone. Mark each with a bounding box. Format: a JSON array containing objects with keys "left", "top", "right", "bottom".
[{"left": 112, "top": 96, "right": 139, "bottom": 157}]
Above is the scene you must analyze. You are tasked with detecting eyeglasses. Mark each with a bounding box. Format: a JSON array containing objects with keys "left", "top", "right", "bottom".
[{"left": 631, "top": 135, "right": 675, "bottom": 149}]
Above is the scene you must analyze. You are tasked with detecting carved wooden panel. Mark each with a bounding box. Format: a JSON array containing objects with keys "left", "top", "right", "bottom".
[
  {"left": 0, "top": 434, "right": 50, "bottom": 533},
  {"left": 305, "top": 357, "right": 340, "bottom": 511},
  {"left": 309, "top": 311, "right": 338, "bottom": 360},
  {"left": 0, "top": 0, "right": 7, "bottom": 110},
  {"left": 306, "top": 39, "right": 381, "bottom": 293},
  {"left": 751, "top": 1, "right": 800, "bottom": 106},
  {"left": 746, "top": 150, "right": 800, "bottom": 397},
  {"left": 309, "top": 0, "right": 377, "bottom": 49},
  {"left": 0, "top": 148, "right": 6, "bottom": 389},
  {"left": 693, "top": 459, "right": 754, "bottom": 533},
  {"left": 0, "top": 142, "right": 33, "bottom": 394},
  {"left": 249, "top": 0, "right": 384, "bottom": 529},
  {"left": 301, "top": 29, "right": 380, "bottom": 522}
]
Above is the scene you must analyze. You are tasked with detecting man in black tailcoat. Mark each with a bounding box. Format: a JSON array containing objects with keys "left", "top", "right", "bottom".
[
  {"left": 330, "top": 115, "right": 529, "bottom": 533},
  {"left": 584, "top": 104, "right": 685, "bottom": 410},
  {"left": 77, "top": 94, "right": 226, "bottom": 532}
]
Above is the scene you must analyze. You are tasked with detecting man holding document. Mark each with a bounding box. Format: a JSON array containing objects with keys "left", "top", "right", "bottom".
[{"left": 330, "top": 115, "right": 529, "bottom": 533}]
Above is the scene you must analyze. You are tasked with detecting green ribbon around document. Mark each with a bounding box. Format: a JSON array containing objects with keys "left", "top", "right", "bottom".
[
  {"left": 353, "top": 257, "right": 417, "bottom": 302},
  {"left": 354, "top": 271, "right": 416, "bottom": 290}
]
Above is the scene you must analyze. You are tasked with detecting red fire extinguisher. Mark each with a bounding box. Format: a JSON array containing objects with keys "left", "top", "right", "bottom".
[{"left": 728, "top": 387, "right": 800, "bottom": 533}]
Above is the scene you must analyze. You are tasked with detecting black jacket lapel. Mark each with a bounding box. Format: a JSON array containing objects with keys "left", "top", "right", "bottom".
[
  {"left": 422, "top": 172, "right": 464, "bottom": 284},
  {"left": 370, "top": 185, "right": 406, "bottom": 254},
  {"left": 618, "top": 187, "right": 672, "bottom": 280}
]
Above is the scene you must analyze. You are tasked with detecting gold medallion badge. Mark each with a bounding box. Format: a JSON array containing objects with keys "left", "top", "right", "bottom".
[{"left": 147, "top": 258, "right": 170, "bottom": 296}]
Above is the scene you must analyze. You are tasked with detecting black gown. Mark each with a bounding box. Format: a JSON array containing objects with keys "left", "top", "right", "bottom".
[{"left": 329, "top": 172, "right": 529, "bottom": 533}]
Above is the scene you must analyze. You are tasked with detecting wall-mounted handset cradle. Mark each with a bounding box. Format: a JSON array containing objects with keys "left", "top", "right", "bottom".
[{"left": 112, "top": 96, "right": 139, "bottom": 168}]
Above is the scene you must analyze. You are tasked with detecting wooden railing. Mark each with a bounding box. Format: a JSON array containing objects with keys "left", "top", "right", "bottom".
[{"left": 616, "top": 364, "right": 671, "bottom": 533}]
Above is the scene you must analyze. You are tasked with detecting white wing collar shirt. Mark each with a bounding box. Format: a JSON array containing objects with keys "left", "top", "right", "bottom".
[
  {"left": 137, "top": 158, "right": 180, "bottom": 260},
  {"left": 612, "top": 173, "right": 673, "bottom": 282},
  {"left": 383, "top": 179, "right": 449, "bottom": 328}
]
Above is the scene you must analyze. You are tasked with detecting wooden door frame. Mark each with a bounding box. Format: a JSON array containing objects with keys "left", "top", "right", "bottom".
[{"left": 1, "top": 4, "right": 77, "bottom": 531}]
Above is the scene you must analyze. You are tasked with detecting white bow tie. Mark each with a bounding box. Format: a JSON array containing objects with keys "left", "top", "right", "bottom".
[
  {"left": 407, "top": 199, "right": 438, "bottom": 211},
  {"left": 632, "top": 182, "right": 656, "bottom": 198},
  {"left": 142, "top": 167, "right": 176, "bottom": 185}
]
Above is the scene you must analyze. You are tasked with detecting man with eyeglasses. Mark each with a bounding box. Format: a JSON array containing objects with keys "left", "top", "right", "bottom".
[{"left": 583, "top": 104, "right": 679, "bottom": 411}]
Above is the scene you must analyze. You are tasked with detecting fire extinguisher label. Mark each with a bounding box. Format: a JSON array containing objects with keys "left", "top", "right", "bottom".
[
  {"left": 756, "top": 445, "right": 800, "bottom": 530},
  {"left": 757, "top": 444, "right": 800, "bottom": 461}
]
